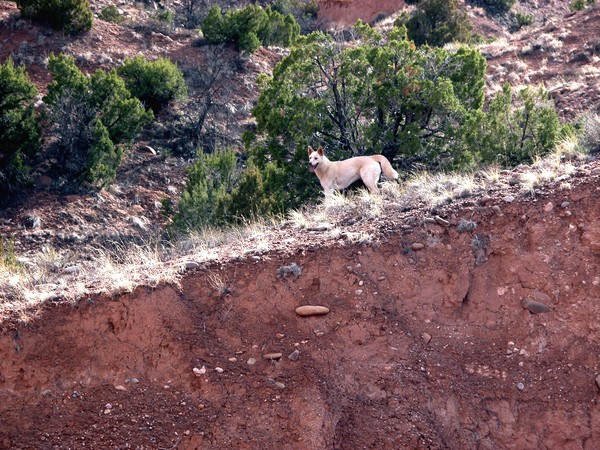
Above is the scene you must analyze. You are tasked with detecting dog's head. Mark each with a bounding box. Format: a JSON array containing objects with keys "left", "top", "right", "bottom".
[{"left": 307, "top": 146, "right": 324, "bottom": 173}]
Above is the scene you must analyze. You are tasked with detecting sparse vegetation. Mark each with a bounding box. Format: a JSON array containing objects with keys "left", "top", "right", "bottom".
[
  {"left": 469, "top": 0, "right": 516, "bottom": 13},
  {"left": 514, "top": 12, "right": 534, "bottom": 30},
  {"left": 99, "top": 5, "right": 125, "bottom": 24},
  {"left": 579, "top": 111, "right": 600, "bottom": 153},
  {"left": 570, "top": 0, "right": 596, "bottom": 12}
]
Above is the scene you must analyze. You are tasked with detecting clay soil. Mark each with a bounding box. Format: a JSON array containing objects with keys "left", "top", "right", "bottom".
[
  {"left": 2, "top": 164, "right": 600, "bottom": 449},
  {"left": 2, "top": 1, "right": 600, "bottom": 448}
]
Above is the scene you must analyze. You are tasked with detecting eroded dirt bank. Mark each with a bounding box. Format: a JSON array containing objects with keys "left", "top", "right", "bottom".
[{"left": 1, "top": 177, "right": 600, "bottom": 449}]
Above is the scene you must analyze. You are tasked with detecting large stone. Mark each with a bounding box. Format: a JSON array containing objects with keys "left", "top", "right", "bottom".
[{"left": 295, "top": 305, "right": 330, "bottom": 316}]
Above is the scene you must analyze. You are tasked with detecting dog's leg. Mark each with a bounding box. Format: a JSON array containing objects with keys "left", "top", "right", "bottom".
[{"left": 361, "top": 166, "right": 381, "bottom": 194}]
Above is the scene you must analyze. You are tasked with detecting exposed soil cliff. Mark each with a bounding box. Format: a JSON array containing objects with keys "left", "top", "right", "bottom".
[{"left": 1, "top": 162, "right": 600, "bottom": 449}]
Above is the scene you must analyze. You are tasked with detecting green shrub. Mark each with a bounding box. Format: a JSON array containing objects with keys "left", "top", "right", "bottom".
[
  {"left": 0, "top": 57, "right": 41, "bottom": 200},
  {"left": 514, "top": 12, "right": 533, "bottom": 29},
  {"left": 578, "top": 111, "right": 600, "bottom": 153},
  {"left": 153, "top": 9, "right": 174, "bottom": 25},
  {"left": 99, "top": 5, "right": 124, "bottom": 24},
  {"left": 172, "top": 149, "right": 239, "bottom": 230},
  {"left": 202, "top": 4, "right": 299, "bottom": 53},
  {"left": 16, "top": 0, "right": 93, "bottom": 34},
  {"left": 461, "top": 83, "right": 566, "bottom": 166},
  {"left": 470, "top": 0, "right": 516, "bottom": 13},
  {"left": 570, "top": 0, "right": 595, "bottom": 11},
  {"left": 172, "top": 149, "right": 280, "bottom": 231},
  {"left": 397, "top": 0, "right": 474, "bottom": 47},
  {"left": 44, "top": 53, "right": 152, "bottom": 188},
  {"left": 117, "top": 56, "right": 187, "bottom": 115}
]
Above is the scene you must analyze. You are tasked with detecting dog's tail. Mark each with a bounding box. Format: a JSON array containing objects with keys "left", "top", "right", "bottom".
[{"left": 370, "top": 155, "right": 399, "bottom": 180}]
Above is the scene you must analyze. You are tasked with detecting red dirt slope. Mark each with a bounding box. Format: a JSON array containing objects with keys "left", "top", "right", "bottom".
[{"left": 1, "top": 163, "right": 600, "bottom": 449}]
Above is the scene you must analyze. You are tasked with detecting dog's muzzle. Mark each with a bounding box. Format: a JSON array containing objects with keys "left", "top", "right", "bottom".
[{"left": 309, "top": 163, "right": 318, "bottom": 173}]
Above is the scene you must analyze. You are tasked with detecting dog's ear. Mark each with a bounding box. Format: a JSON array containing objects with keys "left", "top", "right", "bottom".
[
  {"left": 317, "top": 146, "right": 324, "bottom": 156},
  {"left": 307, "top": 146, "right": 314, "bottom": 156}
]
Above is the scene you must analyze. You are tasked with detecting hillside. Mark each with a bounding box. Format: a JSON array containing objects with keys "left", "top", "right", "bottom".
[{"left": 1, "top": 0, "right": 600, "bottom": 448}]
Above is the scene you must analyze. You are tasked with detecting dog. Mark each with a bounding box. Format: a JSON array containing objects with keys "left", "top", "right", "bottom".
[{"left": 308, "top": 146, "right": 398, "bottom": 194}]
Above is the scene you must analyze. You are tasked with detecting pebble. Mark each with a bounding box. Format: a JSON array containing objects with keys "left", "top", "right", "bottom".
[
  {"left": 492, "top": 205, "right": 503, "bottom": 215},
  {"left": 288, "top": 349, "right": 300, "bottom": 361},
  {"left": 421, "top": 332, "right": 432, "bottom": 345},
  {"left": 192, "top": 366, "right": 206, "bottom": 376},
  {"left": 596, "top": 374, "right": 600, "bottom": 391},
  {"left": 521, "top": 298, "right": 550, "bottom": 314},
  {"left": 228, "top": 357, "right": 237, "bottom": 362},
  {"left": 114, "top": 385, "right": 127, "bottom": 391},
  {"left": 561, "top": 201, "right": 571, "bottom": 208},
  {"left": 262, "top": 353, "right": 283, "bottom": 360},
  {"left": 247, "top": 358, "right": 257, "bottom": 365},
  {"left": 516, "top": 382, "right": 525, "bottom": 391},
  {"left": 543, "top": 202, "right": 554, "bottom": 212},
  {"left": 411, "top": 242, "right": 425, "bottom": 251},
  {"left": 355, "top": 289, "right": 363, "bottom": 296},
  {"left": 63, "top": 265, "right": 81, "bottom": 274},
  {"left": 275, "top": 333, "right": 285, "bottom": 339},
  {"left": 215, "top": 367, "right": 224, "bottom": 373},
  {"left": 274, "top": 381, "right": 286, "bottom": 389},
  {"left": 295, "top": 305, "right": 330, "bottom": 316},
  {"left": 503, "top": 195, "right": 515, "bottom": 203}
]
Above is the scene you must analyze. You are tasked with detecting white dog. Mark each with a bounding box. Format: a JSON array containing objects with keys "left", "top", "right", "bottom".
[{"left": 308, "top": 146, "right": 398, "bottom": 194}]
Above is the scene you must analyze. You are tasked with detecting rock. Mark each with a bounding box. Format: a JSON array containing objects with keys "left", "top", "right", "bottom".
[
  {"left": 295, "top": 305, "right": 330, "bottom": 316},
  {"left": 274, "top": 381, "right": 286, "bottom": 389},
  {"left": 247, "top": 357, "right": 257, "bottom": 365},
  {"left": 492, "top": 205, "right": 503, "bottom": 215},
  {"left": 411, "top": 242, "right": 425, "bottom": 251},
  {"left": 184, "top": 261, "right": 201, "bottom": 270},
  {"left": 516, "top": 382, "right": 525, "bottom": 391},
  {"left": 561, "top": 201, "right": 571, "bottom": 208},
  {"left": 543, "top": 202, "right": 554, "bottom": 212},
  {"left": 192, "top": 366, "right": 206, "bottom": 376},
  {"left": 228, "top": 357, "right": 237, "bottom": 362},
  {"left": 63, "top": 265, "right": 81, "bottom": 274},
  {"left": 434, "top": 215, "right": 450, "bottom": 226},
  {"left": 582, "top": 230, "right": 600, "bottom": 255},
  {"left": 275, "top": 333, "right": 285, "bottom": 340},
  {"left": 114, "top": 385, "right": 127, "bottom": 391},
  {"left": 276, "top": 263, "right": 302, "bottom": 278},
  {"left": 421, "top": 332, "right": 432, "bottom": 345},
  {"left": 479, "top": 196, "right": 493, "bottom": 205},
  {"left": 215, "top": 367, "right": 224, "bottom": 373},
  {"left": 521, "top": 297, "right": 550, "bottom": 314},
  {"left": 355, "top": 289, "right": 363, "bottom": 296},
  {"left": 503, "top": 195, "right": 515, "bottom": 203},
  {"left": 288, "top": 349, "right": 300, "bottom": 361},
  {"left": 595, "top": 374, "right": 600, "bottom": 391},
  {"left": 262, "top": 353, "right": 283, "bottom": 360}
]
